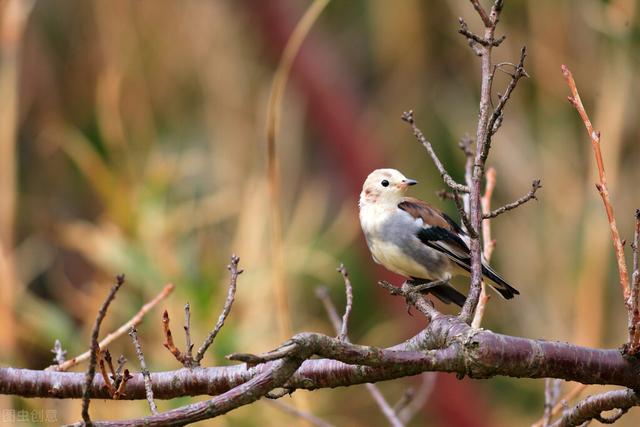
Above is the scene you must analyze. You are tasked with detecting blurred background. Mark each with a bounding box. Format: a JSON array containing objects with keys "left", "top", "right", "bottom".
[{"left": 1, "top": 0, "right": 639, "bottom": 425}]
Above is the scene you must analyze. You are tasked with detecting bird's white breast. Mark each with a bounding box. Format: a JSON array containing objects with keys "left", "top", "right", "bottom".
[{"left": 359, "top": 201, "right": 438, "bottom": 279}]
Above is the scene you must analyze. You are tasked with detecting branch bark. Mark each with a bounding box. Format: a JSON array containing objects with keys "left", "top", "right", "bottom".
[{"left": 5, "top": 315, "right": 640, "bottom": 402}]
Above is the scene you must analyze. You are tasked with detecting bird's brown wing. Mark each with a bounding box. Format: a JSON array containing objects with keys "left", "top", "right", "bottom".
[
  {"left": 398, "top": 197, "right": 470, "bottom": 259},
  {"left": 398, "top": 197, "right": 519, "bottom": 299}
]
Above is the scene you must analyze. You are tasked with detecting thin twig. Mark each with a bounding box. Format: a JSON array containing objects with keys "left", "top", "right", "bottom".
[
  {"left": 542, "top": 378, "right": 562, "bottom": 426},
  {"left": 184, "top": 303, "right": 193, "bottom": 364},
  {"left": 112, "top": 369, "right": 132, "bottom": 400},
  {"left": 365, "top": 383, "right": 405, "bottom": 427},
  {"left": 628, "top": 209, "right": 640, "bottom": 354},
  {"left": 472, "top": 167, "right": 497, "bottom": 328},
  {"left": 378, "top": 281, "right": 439, "bottom": 321},
  {"left": 562, "top": 65, "right": 631, "bottom": 330},
  {"left": 336, "top": 264, "right": 353, "bottom": 341},
  {"left": 194, "top": 255, "right": 243, "bottom": 364},
  {"left": 50, "top": 283, "right": 175, "bottom": 371},
  {"left": 401, "top": 110, "right": 470, "bottom": 194},
  {"left": 469, "top": 0, "right": 492, "bottom": 27},
  {"left": 316, "top": 281, "right": 405, "bottom": 427},
  {"left": 51, "top": 339, "right": 67, "bottom": 366},
  {"left": 129, "top": 326, "right": 158, "bottom": 415},
  {"left": 397, "top": 373, "right": 437, "bottom": 423},
  {"left": 550, "top": 388, "right": 639, "bottom": 427},
  {"left": 265, "top": 400, "right": 335, "bottom": 427},
  {"left": 481, "top": 45, "right": 528, "bottom": 162},
  {"left": 162, "top": 310, "right": 184, "bottom": 364},
  {"left": 315, "top": 287, "right": 342, "bottom": 333},
  {"left": 81, "top": 274, "right": 125, "bottom": 424},
  {"left": 532, "top": 384, "right": 587, "bottom": 427},
  {"left": 483, "top": 179, "right": 541, "bottom": 219},
  {"left": 97, "top": 350, "right": 117, "bottom": 397}
]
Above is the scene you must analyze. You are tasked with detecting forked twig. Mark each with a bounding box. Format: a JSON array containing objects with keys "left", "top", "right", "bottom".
[
  {"left": 50, "top": 283, "right": 174, "bottom": 372},
  {"left": 194, "top": 255, "right": 243, "bottom": 364},
  {"left": 81, "top": 274, "right": 125, "bottom": 423}
]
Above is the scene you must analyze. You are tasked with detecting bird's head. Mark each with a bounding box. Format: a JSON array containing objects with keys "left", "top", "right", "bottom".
[{"left": 359, "top": 168, "right": 417, "bottom": 207}]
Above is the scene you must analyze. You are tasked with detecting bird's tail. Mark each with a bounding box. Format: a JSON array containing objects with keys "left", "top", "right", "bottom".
[
  {"left": 481, "top": 263, "right": 520, "bottom": 299},
  {"left": 408, "top": 279, "right": 467, "bottom": 307},
  {"left": 430, "top": 284, "right": 467, "bottom": 307}
]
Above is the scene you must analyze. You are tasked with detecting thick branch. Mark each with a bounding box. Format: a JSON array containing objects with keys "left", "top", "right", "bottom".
[{"left": 6, "top": 316, "right": 640, "bottom": 401}]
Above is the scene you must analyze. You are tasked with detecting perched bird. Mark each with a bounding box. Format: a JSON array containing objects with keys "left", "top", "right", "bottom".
[{"left": 359, "top": 168, "right": 519, "bottom": 307}]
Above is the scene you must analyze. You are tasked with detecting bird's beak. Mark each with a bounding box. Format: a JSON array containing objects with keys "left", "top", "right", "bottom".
[{"left": 400, "top": 179, "right": 418, "bottom": 188}]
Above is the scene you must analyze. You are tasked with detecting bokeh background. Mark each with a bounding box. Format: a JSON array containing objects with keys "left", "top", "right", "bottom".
[{"left": 1, "top": 0, "right": 639, "bottom": 425}]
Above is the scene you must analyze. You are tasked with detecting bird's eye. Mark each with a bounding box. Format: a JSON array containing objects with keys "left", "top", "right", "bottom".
[{"left": 381, "top": 180, "right": 389, "bottom": 187}]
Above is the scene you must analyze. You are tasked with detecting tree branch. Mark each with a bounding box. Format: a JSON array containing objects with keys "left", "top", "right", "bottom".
[
  {"left": 562, "top": 65, "right": 630, "bottom": 303},
  {"left": 401, "top": 110, "right": 470, "bottom": 194},
  {"left": 551, "top": 388, "right": 639, "bottom": 427},
  {"left": 81, "top": 274, "right": 125, "bottom": 424},
  {"left": 194, "top": 255, "right": 242, "bottom": 364},
  {"left": 628, "top": 209, "right": 640, "bottom": 354},
  {"left": 8, "top": 315, "right": 640, "bottom": 402},
  {"left": 49, "top": 283, "right": 174, "bottom": 372},
  {"left": 129, "top": 326, "right": 158, "bottom": 415},
  {"left": 482, "top": 179, "right": 541, "bottom": 219},
  {"left": 472, "top": 166, "right": 497, "bottom": 328}
]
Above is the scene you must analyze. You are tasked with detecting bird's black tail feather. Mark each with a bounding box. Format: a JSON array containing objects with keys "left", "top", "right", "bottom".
[
  {"left": 408, "top": 279, "right": 467, "bottom": 307},
  {"left": 481, "top": 264, "right": 520, "bottom": 299}
]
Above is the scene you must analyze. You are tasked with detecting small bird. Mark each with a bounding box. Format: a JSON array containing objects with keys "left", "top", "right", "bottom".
[{"left": 359, "top": 168, "right": 519, "bottom": 307}]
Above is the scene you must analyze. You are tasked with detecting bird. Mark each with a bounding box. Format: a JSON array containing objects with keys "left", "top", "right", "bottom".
[{"left": 358, "top": 168, "right": 519, "bottom": 307}]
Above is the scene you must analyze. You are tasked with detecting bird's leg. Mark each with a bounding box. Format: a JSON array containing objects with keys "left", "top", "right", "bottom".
[{"left": 406, "top": 278, "right": 449, "bottom": 294}]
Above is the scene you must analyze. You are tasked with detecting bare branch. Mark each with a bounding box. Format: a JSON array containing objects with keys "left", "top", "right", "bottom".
[
  {"left": 365, "top": 383, "right": 405, "bottom": 427},
  {"left": 162, "top": 310, "right": 185, "bottom": 364},
  {"left": 472, "top": 167, "right": 497, "bottom": 328},
  {"left": 129, "top": 326, "right": 158, "bottom": 415},
  {"left": 562, "top": 65, "right": 631, "bottom": 328},
  {"left": 49, "top": 283, "right": 175, "bottom": 372},
  {"left": 543, "top": 378, "right": 562, "bottom": 426},
  {"left": 396, "top": 373, "right": 437, "bottom": 423},
  {"left": 401, "top": 110, "right": 470, "bottom": 194},
  {"left": 378, "top": 280, "right": 440, "bottom": 320},
  {"left": 81, "top": 273, "right": 125, "bottom": 424},
  {"left": 315, "top": 286, "right": 342, "bottom": 333},
  {"left": 551, "top": 388, "right": 639, "bottom": 427},
  {"left": 483, "top": 179, "right": 541, "bottom": 219},
  {"left": 481, "top": 45, "right": 529, "bottom": 162},
  {"left": 73, "top": 357, "right": 305, "bottom": 427},
  {"left": 336, "top": 264, "right": 353, "bottom": 342},
  {"left": 195, "top": 255, "right": 243, "bottom": 364},
  {"left": 460, "top": 0, "right": 524, "bottom": 325},
  {"left": 184, "top": 303, "right": 194, "bottom": 364},
  {"left": 628, "top": 209, "right": 640, "bottom": 355},
  {"left": 469, "top": 0, "right": 491, "bottom": 27},
  {"left": 532, "top": 384, "right": 587, "bottom": 427},
  {"left": 458, "top": 17, "right": 505, "bottom": 47},
  {"left": 97, "top": 350, "right": 117, "bottom": 397},
  {"left": 51, "top": 339, "right": 66, "bottom": 366},
  {"left": 317, "top": 281, "right": 404, "bottom": 427}
]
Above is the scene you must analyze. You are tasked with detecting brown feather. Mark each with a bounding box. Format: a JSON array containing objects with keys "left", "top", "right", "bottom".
[{"left": 398, "top": 197, "right": 457, "bottom": 232}]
